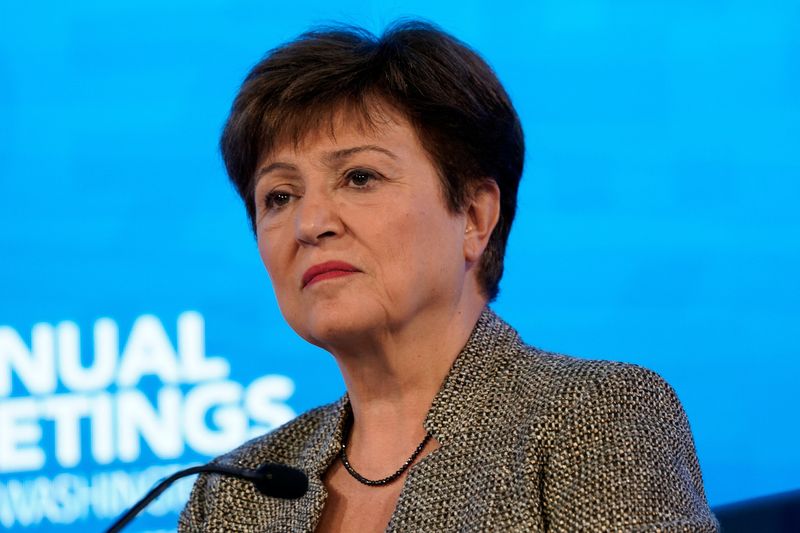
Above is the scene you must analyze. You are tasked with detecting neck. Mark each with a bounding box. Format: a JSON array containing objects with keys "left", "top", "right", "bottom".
[{"left": 328, "top": 294, "right": 486, "bottom": 465}]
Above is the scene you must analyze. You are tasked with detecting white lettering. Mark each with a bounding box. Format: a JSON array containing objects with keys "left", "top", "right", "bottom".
[
  {"left": 90, "top": 392, "right": 114, "bottom": 465},
  {"left": 0, "top": 477, "right": 44, "bottom": 526},
  {"left": 47, "top": 474, "right": 88, "bottom": 523},
  {"left": 40, "top": 394, "right": 93, "bottom": 468},
  {"left": 58, "top": 319, "right": 117, "bottom": 391},
  {"left": 184, "top": 381, "right": 246, "bottom": 455},
  {"left": 246, "top": 374, "right": 296, "bottom": 437},
  {"left": 0, "top": 323, "right": 56, "bottom": 396},
  {"left": 0, "top": 397, "right": 44, "bottom": 472},
  {"left": 0, "top": 465, "right": 194, "bottom": 527},
  {"left": 177, "top": 311, "right": 229, "bottom": 382},
  {"left": 117, "top": 388, "right": 183, "bottom": 461},
  {"left": 117, "top": 316, "right": 180, "bottom": 387},
  {"left": 0, "top": 312, "right": 299, "bottom": 487}
]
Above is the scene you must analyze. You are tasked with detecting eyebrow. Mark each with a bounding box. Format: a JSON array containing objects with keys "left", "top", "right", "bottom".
[
  {"left": 323, "top": 145, "right": 398, "bottom": 165},
  {"left": 255, "top": 162, "right": 298, "bottom": 181},
  {"left": 255, "top": 145, "right": 398, "bottom": 183}
]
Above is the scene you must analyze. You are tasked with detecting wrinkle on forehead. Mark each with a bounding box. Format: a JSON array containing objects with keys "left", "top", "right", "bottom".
[{"left": 258, "top": 96, "right": 408, "bottom": 164}]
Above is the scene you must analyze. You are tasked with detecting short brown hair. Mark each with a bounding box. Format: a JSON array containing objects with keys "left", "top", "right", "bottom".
[{"left": 221, "top": 20, "right": 524, "bottom": 301}]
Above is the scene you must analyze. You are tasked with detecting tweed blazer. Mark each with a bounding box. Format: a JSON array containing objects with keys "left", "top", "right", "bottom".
[{"left": 179, "top": 308, "right": 719, "bottom": 532}]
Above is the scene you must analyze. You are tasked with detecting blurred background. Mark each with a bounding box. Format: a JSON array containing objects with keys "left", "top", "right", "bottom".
[{"left": 1, "top": 1, "right": 798, "bottom": 531}]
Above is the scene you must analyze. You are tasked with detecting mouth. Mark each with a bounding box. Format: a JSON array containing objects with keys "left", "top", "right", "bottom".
[{"left": 302, "top": 261, "right": 360, "bottom": 288}]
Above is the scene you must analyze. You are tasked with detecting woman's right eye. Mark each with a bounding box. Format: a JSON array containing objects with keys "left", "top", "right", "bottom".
[{"left": 264, "top": 191, "right": 293, "bottom": 211}]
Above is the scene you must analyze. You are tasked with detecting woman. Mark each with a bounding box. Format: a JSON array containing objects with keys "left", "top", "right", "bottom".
[{"left": 180, "top": 21, "right": 718, "bottom": 532}]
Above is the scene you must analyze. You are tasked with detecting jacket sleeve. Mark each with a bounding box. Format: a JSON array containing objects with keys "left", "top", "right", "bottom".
[{"left": 542, "top": 364, "right": 719, "bottom": 532}]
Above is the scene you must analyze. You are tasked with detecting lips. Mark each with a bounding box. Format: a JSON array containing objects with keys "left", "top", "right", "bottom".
[{"left": 302, "top": 261, "right": 360, "bottom": 288}]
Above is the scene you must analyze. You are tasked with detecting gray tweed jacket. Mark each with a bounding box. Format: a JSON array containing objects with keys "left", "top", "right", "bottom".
[{"left": 179, "top": 308, "right": 719, "bottom": 532}]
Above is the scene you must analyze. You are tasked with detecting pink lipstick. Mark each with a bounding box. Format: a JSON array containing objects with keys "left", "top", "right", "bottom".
[{"left": 302, "top": 261, "right": 360, "bottom": 288}]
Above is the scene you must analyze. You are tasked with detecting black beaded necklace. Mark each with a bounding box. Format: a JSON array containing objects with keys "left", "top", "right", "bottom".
[{"left": 339, "top": 410, "right": 431, "bottom": 487}]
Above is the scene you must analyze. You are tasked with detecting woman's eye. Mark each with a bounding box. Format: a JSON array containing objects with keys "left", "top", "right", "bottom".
[
  {"left": 346, "top": 169, "right": 376, "bottom": 188},
  {"left": 265, "top": 191, "right": 293, "bottom": 210}
]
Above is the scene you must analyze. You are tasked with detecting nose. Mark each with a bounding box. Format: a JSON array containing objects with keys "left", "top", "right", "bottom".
[{"left": 294, "top": 189, "right": 343, "bottom": 245}]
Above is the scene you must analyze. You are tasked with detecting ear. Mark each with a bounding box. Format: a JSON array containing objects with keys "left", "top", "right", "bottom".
[{"left": 463, "top": 179, "right": 501, "bottom": 264}]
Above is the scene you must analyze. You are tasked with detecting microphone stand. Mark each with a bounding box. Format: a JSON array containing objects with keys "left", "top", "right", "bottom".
[{"left": 105, "top": 462, "right": 308, "bottom": 533}]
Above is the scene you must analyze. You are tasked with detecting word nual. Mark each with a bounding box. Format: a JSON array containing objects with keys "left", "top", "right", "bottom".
[{"left": 0, "top": 312, "right": 296, "bottom": 473}]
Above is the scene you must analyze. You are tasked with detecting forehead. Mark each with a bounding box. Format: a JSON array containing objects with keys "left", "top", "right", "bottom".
[{"left": 260, "top": 100, "right": 423, "bottom": 163}]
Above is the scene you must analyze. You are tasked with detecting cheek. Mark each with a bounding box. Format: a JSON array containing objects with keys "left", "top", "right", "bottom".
[
  {"left": 257, "top": 237, "right": 302, "bottom": 322},
  {"left": 257, "top": 236, "right": 287, "bottom": 287},
  {"left": 379, "top": 204, "right": 461, "bottom": 276}
]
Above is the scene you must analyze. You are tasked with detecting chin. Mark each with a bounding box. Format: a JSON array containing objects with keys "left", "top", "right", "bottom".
[{"left": 287, "top": 297, "right": 387, "bottom": 350}]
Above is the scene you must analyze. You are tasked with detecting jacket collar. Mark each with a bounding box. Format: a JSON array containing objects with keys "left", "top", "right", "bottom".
[
  {"left": 423, "top": 307, "right": 520, "bottom": 444},
  {"left": 310, "top": 306, "right": 519, "bottom": 470}
]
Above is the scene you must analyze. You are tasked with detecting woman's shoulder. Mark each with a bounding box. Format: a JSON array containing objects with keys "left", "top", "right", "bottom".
[
  {"left": 481, "top": 309, "right": 677, "bottom": 405},
  {"left": 472, "top": 311, "right": 687, "bottom": 439},
  {"left": 521, "top": 343, "right": 677, "bottom": 394},
  {"left": 510, "top": 341, "right": 685, "bottom": 421},
  {"left": 511, "top": 347, "right": 717, "bottom": 530},
  {"left": 450, "top": 309, "right": 686, "bottom": 432}
]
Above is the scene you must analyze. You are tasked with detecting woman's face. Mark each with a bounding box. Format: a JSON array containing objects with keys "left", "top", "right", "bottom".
[{"left": 253, "top": 108, "right": 471, "bottom": 349}]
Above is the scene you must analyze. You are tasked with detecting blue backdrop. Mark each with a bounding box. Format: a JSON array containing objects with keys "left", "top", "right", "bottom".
[{"left": 1, "top": 1, "right": 798, "bottom": 531}]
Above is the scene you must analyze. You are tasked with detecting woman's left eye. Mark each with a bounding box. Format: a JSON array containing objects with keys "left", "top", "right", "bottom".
[{"left": 345, "top": 169, "right": 377, "bottom": 188}]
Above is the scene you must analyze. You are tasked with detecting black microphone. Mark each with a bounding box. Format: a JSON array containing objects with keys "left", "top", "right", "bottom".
[{"left": 104, "top": 462, "right": 308, "bottom": 533}]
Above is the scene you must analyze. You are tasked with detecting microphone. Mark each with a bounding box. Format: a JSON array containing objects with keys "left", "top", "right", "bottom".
[{"left": 104, "top": 462, "right": 308, "bottom": 533}]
